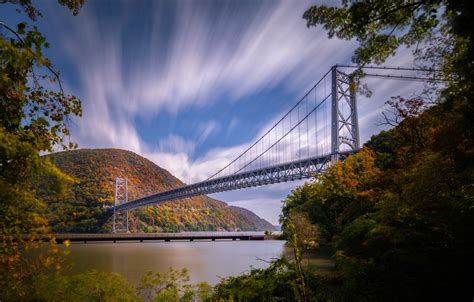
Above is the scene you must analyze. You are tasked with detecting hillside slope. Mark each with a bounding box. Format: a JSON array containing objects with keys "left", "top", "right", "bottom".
[{"left": 44, "top": 149, "right": 274, "bottom": 233}]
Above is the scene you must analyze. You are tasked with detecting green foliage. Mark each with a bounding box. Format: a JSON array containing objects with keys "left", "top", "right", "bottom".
[
  {"left": 304, "top": 1, "right": 442, "bottom": 65},
  {"left": 282, "top": 211, "right": 319, "bottom": 302},
  {"left": 214, "top": 258, "right": 301, "bottom": 302},
  {"left": 5, "top": 266, "right": 215, "bottom": 302},
  {"left": 0, "top": 23, "right": 82, "bottom": 151},
  {"left": 30, "top": 270, "right": 139, "bottom": 302},
  {"left": 137, "top": 268, "right": 212, "bottom": 302},
  {"left": 3, "top": 0, "right": 84, "bottom": 20},
  {"left": 364, "top": 130, "right": 399, "bottom": 170}
]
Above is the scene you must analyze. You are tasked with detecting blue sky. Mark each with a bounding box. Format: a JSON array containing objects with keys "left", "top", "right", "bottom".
[{"left": 2, "top": 0, "right": 425, "bottom": 224}]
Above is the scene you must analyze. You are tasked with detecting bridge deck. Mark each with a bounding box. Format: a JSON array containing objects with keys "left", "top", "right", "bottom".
[
  {"left": 115, "top": 153, "right": 337, "bottom": 212},
  {"left": 43, "top": 232, "right": 267, "bottom": 243},
  {"left": 114, "top": 151, "right": 357, "bottom": 212}
]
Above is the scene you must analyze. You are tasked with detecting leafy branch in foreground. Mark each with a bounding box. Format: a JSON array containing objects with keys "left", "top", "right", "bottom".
[
  {"left": 304, "top": 1, "right": 440, "bottom": 65},
  {"left": 0, "top": 1, "right": 83, "bottom": 299}
]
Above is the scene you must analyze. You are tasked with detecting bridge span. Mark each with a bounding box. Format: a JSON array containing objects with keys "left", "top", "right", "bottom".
[
  {"left": 115, "top": 151, "right": 356, "bottom": 212},
  {"left": 111, "top": 66, "right": 360, "bottom": 232}
]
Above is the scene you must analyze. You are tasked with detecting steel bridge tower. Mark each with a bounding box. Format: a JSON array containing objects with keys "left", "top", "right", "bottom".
[
  {"left": 112, "top": 177, "right": 129, "bottom": 233},
  {"left": 331, "top": 65, "right": 360, "bottom": 161}
]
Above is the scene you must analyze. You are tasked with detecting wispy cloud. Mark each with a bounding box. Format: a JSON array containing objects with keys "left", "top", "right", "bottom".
[
  {"left": 227, "top": 118, "right": 239, "bottom": 134},
  {"left": 196, "top": 120, "right": 219, "bottom": 145},
  {"left": 159, "top": 134, "right": 196, "bottom": 156}
]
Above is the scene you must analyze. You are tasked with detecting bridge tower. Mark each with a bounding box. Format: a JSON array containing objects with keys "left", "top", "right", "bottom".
[
  {"left": 112, "top": 177, "right": 129, "bottom": 233},
  {"left": 331, "top": 65, "right": 360, "bottom": 161}
]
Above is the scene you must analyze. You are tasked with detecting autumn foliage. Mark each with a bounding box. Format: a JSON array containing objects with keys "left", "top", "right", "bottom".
[{"left": 45, "top": 148, "right": 274, "bottom": 233}]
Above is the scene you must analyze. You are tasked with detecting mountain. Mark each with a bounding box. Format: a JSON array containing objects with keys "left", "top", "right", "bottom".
[{"left": 44, "top": 148, "right": 275, "bottom": 233}]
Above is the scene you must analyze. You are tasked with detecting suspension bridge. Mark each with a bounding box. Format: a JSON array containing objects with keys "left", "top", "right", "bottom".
[{"left": 111, "top": 65, "right": 440, "bottom": 232}]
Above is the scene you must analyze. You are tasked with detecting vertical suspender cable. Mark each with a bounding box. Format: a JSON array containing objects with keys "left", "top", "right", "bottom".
[
  {"left": 298, "top": 105, "right": 301, "bottom": 159},
  {"left": 306, "top": 96, "right": 309, "bottom": 158}
]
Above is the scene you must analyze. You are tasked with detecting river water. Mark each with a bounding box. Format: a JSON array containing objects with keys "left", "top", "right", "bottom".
[{"left": 65, "top": 239, "right": 287, "bottom": 285}]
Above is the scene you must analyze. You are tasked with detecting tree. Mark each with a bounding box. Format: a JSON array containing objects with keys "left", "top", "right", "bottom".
[
  {"left": 213, "top": 258, "right": 301, "bottom": 302},
  {"left": 137, "top": 268, "right": 212, "bottom": 302},
  {"left": 303, "top": 1, "right": 473, "bottom": 72},
  {"left": 30, "top": 270, "right": 139, "bottom": 302},
  {"left": 0, "top": 1, "right": 83, "bottom": 299},
  {"left": 282, "top": 211, "right": 319, "bottom": 302},
  {"left": 2, "top": 0, "right": 84, "bottom": 21}
]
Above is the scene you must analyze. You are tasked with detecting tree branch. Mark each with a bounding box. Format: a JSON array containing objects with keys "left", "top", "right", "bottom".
[
  {"left": 369, "top": 1, "right": 424, "bottom": 25},
  {"left": 0, "top": 21, "right": 64, "bottom": 93}
]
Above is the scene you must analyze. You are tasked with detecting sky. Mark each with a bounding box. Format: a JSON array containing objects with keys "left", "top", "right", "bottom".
[{"left": 1, "top": 0, "right": 425, "bottom": 225}]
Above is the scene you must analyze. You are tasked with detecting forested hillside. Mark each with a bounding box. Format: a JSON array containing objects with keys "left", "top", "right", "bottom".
[{"left": 44, "top": 149, "right": 274, "bottom": 233}]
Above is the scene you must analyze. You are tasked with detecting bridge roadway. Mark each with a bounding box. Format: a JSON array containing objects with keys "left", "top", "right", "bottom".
[
  {"left": 114, "top": 151, "right": 357, "bottom": 213},
  {"left": 44, "top": 232, "right": 268, "bottom": 243},
  {"left": 114, "top": 153, "right": 345, "bottom": 212}
]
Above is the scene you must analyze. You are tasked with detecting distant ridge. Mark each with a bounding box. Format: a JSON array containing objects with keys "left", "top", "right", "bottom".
[{"left": 44, "top": 148, "right": 275, "bottom": 233}]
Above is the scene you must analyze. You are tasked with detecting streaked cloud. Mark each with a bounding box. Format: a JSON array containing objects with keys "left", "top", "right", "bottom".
[
  {"left": 159, "top": 134, "right": 196, "bottom": 156},
  {"left": 196, "top": 120, "right": 219, "bottom": 145}
]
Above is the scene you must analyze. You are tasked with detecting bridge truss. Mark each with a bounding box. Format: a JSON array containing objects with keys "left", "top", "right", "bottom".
[{"left": 119, "top": 154, "right": 329, "bottom": 211}]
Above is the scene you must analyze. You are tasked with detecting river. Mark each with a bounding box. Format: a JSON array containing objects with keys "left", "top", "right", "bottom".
[{"left": 65, "top": 239, "right": 287, "bottom": 285}]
